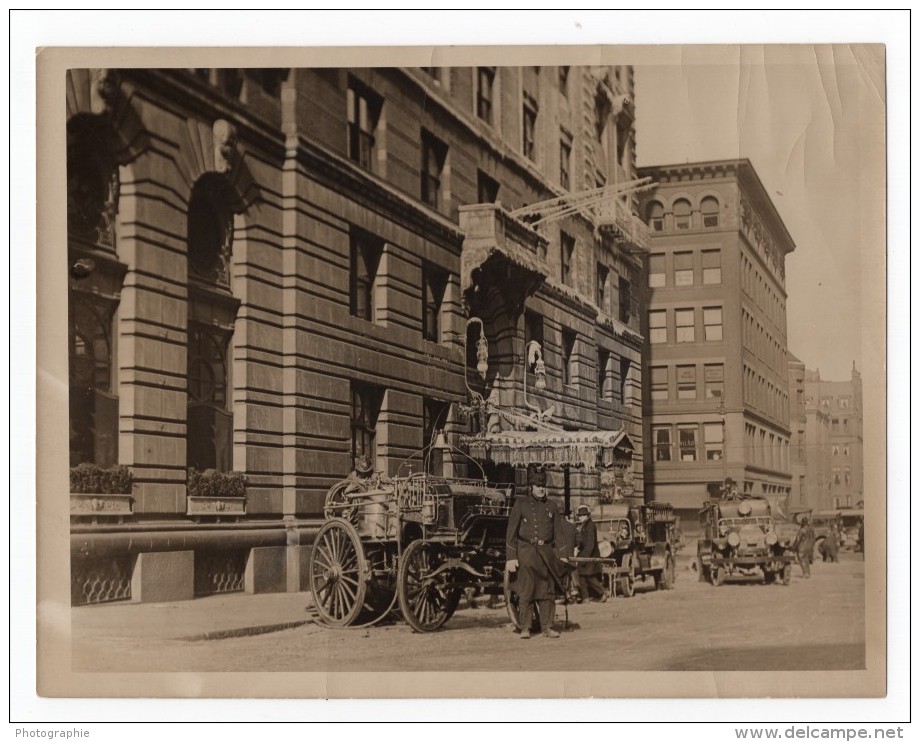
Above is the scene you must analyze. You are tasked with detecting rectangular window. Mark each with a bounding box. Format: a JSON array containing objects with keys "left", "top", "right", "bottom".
[
  {"left": 596, "top": 263, "right": 608, "bottom": 311},
  {"left": 704, "top": 364, "right": 724, "bottom": 399},
  {"left": 351, "top": 383, "right": 382, "bottom": 468},
  {"left": 675, "top": 308, "right": 695, "bottom": 342},
  {"left": 477, "top": 170, "right": 499, "bottom": 204},
  {"left": 653, "top": 426, "right": 672, "bottom": 462},
  {"left": 422, "top": 263, "right": 448, "bottom": 342},
  {"left": 421, "top": 130, "right": 447, "bottom": 210},
  {"left": 702, "top": 249, "right": 722, "bottom": 285},
  {"left": 619, "top": 357, "right": 631, "bottom": 404},
  {"left": 423, "top": 397, "right": 450, "bottom": 475},
  {"left": 648, "top": 253, "right": 665, "bottom": 288},
  {"left": 350, "top": 229, "right": 383, "bottom": 322},
  {"left": 561, "top": 231, "right": 575, "bottom": 287},
  {"left": 618, "top": 276, "right": 631, "bottom": 323},
  {"left": 559, "top": 133, "right": 572, "bottom": 190},
  {"left": 476, "top": 67, "right": 495, "bottom": 124},
  {"left": 347, "top": 79, "right": 381, "bottom": 170},
  {"left": 522, "top": 97, "right": 538, "bottom": 161},
  {"left": 524, "top": 310, "right": 544, "bottom": 351},
  {"left": 561, "top": 329, "right": 577, "bottom": 386},
  {"left": 677, "top": 365, "right": 697, "bottom": 400},
  {"left": 674, "top": 251, "right": 693, "bottom": 286},
  {"left": 649, "top": 310, "right": 667, "bottom": 344},
  {"left": 558, "top": 66, "right": 569, "bottom": 97},
  {"left": 650, "top": 365, "right": 668, "bottom": 401},
  {"left": 704, "top": 306, "right": 723, "bottom": 341},
  {"left": 597, "top": 349, "right": 609, "bottom": 401},
  {"left": 678, "top": 425, "right": 698, "bottom": 462},
  {"left": 704, "top": 422, "right": 724, "bottom": 461}
]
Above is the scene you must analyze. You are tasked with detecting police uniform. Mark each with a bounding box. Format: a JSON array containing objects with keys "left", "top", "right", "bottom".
[{"left": 506, "top": 491, "right": 565, "bottom": 633}]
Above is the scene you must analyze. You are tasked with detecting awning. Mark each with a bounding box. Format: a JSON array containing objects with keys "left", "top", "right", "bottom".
[{"left": 462, "top": 429, "right": 634, "bottom": 471}]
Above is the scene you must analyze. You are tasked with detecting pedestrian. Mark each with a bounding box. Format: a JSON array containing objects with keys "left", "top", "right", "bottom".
[
  {"left": 820, "top": 523, "right": 840, "bottom": 563},
  {"left": 505, "top": 467, "right": 568, "bottom": 639},
  {"left": 793, "top": 516, "right": 817, "bottom": 578},
  {"left": 574, "top": 505, "right": 607, "bottom": 603}
]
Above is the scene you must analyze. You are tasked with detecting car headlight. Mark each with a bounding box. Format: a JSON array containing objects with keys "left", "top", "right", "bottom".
[
  {"left": 727, "top": 532, "right": 741, "bottom": 547},
  {"left": 765, "top": 531, "right": 778, "bottom": 545}
]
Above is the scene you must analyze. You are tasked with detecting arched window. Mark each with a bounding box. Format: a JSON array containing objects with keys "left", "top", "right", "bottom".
[
  {"left": 701, "top": 196, "right": 720, "bottom": 227},
  {"left": 67, "top": 113, "right": 122, "bottom": 468},
  {"left": 646, "top": 201, "right": 664, "bottom": 232},
  {"left": 673, "top": 199, "right": 692, "bottom": 230},
  {"left": 186, "top": 175, "right": 240, "bottom": 473}
]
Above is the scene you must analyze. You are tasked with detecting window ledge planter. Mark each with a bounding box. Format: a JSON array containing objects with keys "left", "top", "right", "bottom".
[
  {"left": 70, "top": 464, "right": 134, "bottom": 522},
  {"left": 186, "top": 468, "right": 247, "bottom": 521}
]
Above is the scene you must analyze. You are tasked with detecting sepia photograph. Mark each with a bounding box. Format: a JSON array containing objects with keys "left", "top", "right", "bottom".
[{"left": 17, "top": 9, "right": 909, "bottom": 729}]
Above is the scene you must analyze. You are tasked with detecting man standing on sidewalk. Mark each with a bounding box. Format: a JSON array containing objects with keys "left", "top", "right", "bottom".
[{"left": 505, "top": 467, "right": 565, "bottom": 639}]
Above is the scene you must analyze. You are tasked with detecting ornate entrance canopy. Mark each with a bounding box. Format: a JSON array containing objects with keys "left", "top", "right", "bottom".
[{"left": 462, "top": 428, "right": 634, "bottom": 472}]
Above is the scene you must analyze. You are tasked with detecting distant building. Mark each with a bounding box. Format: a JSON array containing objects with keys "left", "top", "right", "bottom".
[
  {"left": 66, "top": 65, "right": 646, "bottom": 604},
  {"left": 787, "top": 353, "right": 807, "bottom": 510},
  {"left": 802, "top": 365, "right": 864, "bottom": 511},
  {"left": 637, "top": 159, "right": 795, "bottom": 524}
]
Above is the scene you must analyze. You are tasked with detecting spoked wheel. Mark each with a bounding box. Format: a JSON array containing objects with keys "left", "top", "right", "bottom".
[
  {"left": 309, "top": 518, "right": 368, "bottom": 627},
  {"left": 323, "top": 480, "right": 359, "bottom": 522},
  {"left": 617, "top": 553, "right": 636, "bottom": 598},
  {"left": 397, "top": 540, "right": 461, "bottom": 632},
  {"left": 656, "top": 552, "right": 675, "bottom": 591},
  {"left": 710, "top": 563, "right": 724, "bottom": 587}
]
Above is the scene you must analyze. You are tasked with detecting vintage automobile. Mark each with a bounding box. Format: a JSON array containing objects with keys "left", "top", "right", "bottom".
[
  {"left": 570, "top": 501, "right": 679, "bottom": 597},
  {"left": 697, "top": 495, "right": 795, "bottom": 586},
  {"left": 836, "top": 508, "right": 865, "bottom": 552},
  {"left": 309, "top": 471, "right": 511, "bottom": 632}
]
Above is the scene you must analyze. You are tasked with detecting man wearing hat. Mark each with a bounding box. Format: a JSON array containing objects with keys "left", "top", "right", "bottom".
[
  {"left": 505, "top": 467, "right": 565, "bottom": 639},
  {"left": 574, "top": 505, "right": 607, "bottom": 603}
]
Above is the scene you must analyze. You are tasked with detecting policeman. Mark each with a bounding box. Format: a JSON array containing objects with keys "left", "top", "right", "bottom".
[{"left": 506, "top": 467, "right": 564, "bottom": 639}]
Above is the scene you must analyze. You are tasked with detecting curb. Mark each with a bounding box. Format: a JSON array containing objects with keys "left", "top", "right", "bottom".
[{"left": 184, "top": 620, "right": 309, "bottom": 642}]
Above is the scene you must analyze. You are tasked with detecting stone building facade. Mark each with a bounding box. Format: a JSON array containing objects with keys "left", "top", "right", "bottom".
[
  {"left": 67, "top": 65, "right": 647, "bottom": 604},
  {"left": 637, "top": 159, "right": 795, "bottom": 526}
]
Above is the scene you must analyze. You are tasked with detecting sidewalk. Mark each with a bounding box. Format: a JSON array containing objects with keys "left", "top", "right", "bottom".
[{"left": 73, "top": 590, "right": 318, "bottom": 643}]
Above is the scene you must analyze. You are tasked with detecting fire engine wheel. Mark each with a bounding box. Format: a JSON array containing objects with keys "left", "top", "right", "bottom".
[
  {"left": 710, "top": 564, "right": 724, "bottom": 587},
  {"left": 782, "top": 563, "right": 793, "bottom": 586},
  {"left": 656, "top": 552, "right": 675, "bottom": 591},
  {"left": 309, "top": 518, "right": 369, "bottom": 627},
  {"left": 323, "top": 480, "right": 359, "bottom": 523},
  {"left": 397, "top": 540, "right": 461, "bottom": 632},
  {"left": 617, "top": 553, "right": 636, "bottom": 598}
]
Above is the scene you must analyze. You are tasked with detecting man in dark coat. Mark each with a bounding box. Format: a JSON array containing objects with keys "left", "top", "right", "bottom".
[
  {"left": 574, "top": 505, "right": 607, "bottom": 602},
  {"left": 506, "top": 470, "right": 567, "bottom": 639}
]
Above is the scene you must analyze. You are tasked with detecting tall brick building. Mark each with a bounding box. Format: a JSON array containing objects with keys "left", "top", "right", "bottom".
[
  {"left": 637, "top": 160, "right": 795, "bottom": 525},
  {"left": 67, "top": 65, "right": 647, "bottom": 603}
]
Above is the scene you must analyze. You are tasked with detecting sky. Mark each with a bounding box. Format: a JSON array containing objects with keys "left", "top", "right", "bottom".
[{"left": 634, "top": 45, "right": 886, "bottom": 380}]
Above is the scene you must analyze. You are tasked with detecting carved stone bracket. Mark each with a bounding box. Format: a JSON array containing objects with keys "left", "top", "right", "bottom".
[{"left": 213, "top": 119, "right": 238, "bottom": 175}]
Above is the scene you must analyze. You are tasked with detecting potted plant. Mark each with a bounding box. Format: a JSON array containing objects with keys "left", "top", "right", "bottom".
[
  {"left": 70, "top": 463, "right": 134, "bottom": 517},
  {"left": 186, "top": 468, "right": 247, "bottom": 518}
]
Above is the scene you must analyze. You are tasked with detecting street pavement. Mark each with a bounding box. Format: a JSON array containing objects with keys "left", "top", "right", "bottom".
[{"left": 71, "top": 552, "right": 865, "bottom": 674}]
